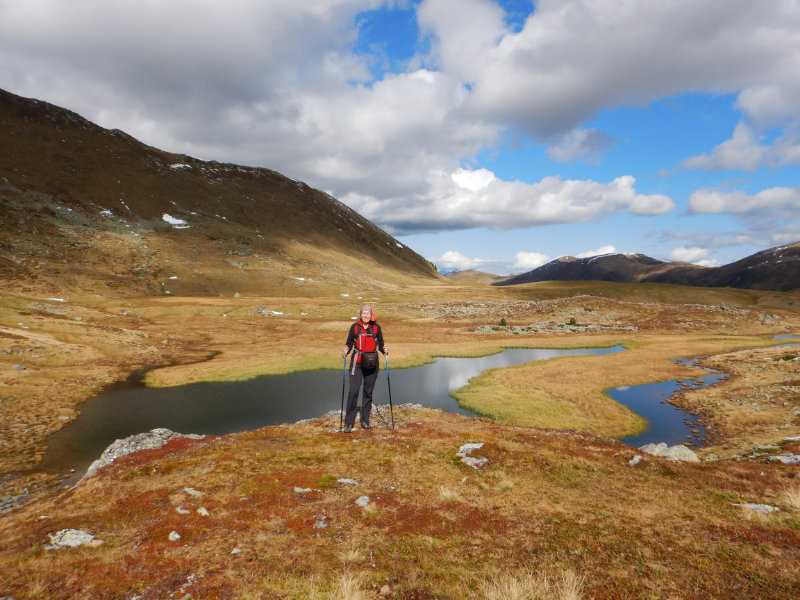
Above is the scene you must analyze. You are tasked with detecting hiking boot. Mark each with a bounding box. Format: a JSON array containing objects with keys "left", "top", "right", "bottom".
[
  {"left": 360, "top": 422, "right": 372, "bottom": 430},
  {"left": 343, "top": 425, "right": 353, "bottom": 433}
]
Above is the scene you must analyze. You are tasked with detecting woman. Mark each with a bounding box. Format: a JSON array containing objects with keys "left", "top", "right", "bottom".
[{"left": 342, "top": 304, "right": 388, "bottom": 432}]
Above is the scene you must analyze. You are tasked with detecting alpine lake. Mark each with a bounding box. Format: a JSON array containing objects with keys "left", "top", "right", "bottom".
[{"left": 41, "top": 345, "right": 724, "bottom": 481}]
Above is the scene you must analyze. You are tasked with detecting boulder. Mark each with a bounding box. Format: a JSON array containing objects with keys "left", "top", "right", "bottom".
[
  {"left": 640, "top": 442, "right": 701, "bottom": 462},
  {"left": 46, "top": 529, "right": 101, "bottom": 549}
]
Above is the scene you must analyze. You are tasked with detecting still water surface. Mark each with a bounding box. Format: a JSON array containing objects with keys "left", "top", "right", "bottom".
[{"left": 41, "top": 344, "right": 718, "bottom": 479}]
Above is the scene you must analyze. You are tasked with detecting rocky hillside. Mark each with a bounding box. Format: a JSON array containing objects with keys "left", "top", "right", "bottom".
[
  {"left": 0, "top": 88, "right": 440, "bottom": 298},
  {"left": 496, "top": 245, "right": 800, "bottom": 291}
]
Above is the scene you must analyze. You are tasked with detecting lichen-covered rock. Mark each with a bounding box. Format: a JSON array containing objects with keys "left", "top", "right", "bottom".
[
  {"left": 640, "top": 442, "right": 701, "bottom": 462},
  {"left": 46, "top": 528, "right": 101, "bottom": 549},
  {"left": 766, "top": 454, "right": 800, "bottom": 464},
  {"left": 457, "top": 442, "right": 489, "bottom": 469},
  {"left": 80, "top": 428, "right": 205, "bottom": 482},
  {"left": 733, "top": 503, "right": 779, "bottom": 514}
]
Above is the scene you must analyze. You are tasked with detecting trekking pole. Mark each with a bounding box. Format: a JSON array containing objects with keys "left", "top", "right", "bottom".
[
  {"left": 385, "top": 353, "right": 395, "bottom": 428},
  {"left": 340, "top": 355, "right": 347, "bottom": 432}
]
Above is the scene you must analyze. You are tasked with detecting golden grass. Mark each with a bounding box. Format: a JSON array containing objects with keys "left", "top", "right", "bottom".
[
  {"left": 3, "top": 408, "right": 800, "bottom": 599},
  {"left": 780, "top": 484, "right": 800, "bottom": 510},
  {"left": 477, "top": 569, "right": 585, "bottom": 600},
  {"left": 308, "top": 573, "right": 370, "bottom": 600},
  {"left": 438, "top": 485, "right": 464, "bottom": 503}
]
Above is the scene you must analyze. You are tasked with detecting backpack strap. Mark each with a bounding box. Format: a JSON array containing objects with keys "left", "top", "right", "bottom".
[
  {"left": 350, "top": 323, "right": 378, "bottom": 374},
  {"left": 355, "top": 323, "right": 378, "bottom": 353}
]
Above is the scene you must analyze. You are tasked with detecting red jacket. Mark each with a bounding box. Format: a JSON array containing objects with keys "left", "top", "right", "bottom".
[{"left": 345, "top": 320, "right": 385, "bottom": 363}]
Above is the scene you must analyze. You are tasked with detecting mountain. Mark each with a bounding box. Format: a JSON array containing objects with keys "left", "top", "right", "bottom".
[
  {"left": 0, "top": 89, "right": 439, "bottom": 297},
  {"left": 444, "top": 269, "right": 504, "bottom": 284},
  {"left": 644, "top": 243, "right": 800, "bottom": 291},
  {"left": 495, "top": 246, "right": 800, "bottom": 292},
  {"left": 497, "top": 253, "right": 672, "bottom": 286}
]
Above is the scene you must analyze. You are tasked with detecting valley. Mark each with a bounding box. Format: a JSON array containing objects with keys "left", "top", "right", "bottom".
[{"left": 2, "top": 87, "right": 800, "bottom": 599}]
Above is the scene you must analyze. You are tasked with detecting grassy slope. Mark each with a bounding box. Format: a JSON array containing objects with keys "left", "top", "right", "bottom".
[{"left": 2, "top": 409, "right": 800, "bottom": 599}]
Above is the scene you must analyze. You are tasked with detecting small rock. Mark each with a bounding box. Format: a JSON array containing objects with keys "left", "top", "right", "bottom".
[
  {"left": 169, "top": 531, "right": 181, "bottom": 542},
  {"left": 640, "top": 442, "right": 700, "bottom": 462},
  {"left": 355, "top": 496, "right": 370, "bottom": 507},
  {"left": 337, "top": 478, "right": 359, "bottom": 486},
  {"left": 47, "top": 529, "right": 100, "bottom": 549},
  {"left": 313, "top": 516, "right": 329, "bottom": 529},
  {"left": 380, "top": 584, "right": 392, "bottom": 597},
  {"left": 183, "top": 487, "right": 205, "bottom": 497},
  {"left": 733, "top": 503, "right": 779, "bottom": 514},
  {"left": 197, "top": 506, "right": 210, "bottom": 517},
  {"left": 11, "top": 364, "right": 25, "bottom": 371},
  {"left": 230, "top": 547, "right": 243, "bottom": 555},
  {"left": 629, "top": 455, "right": 644, "bottom": 467},
  {"left": 176, "top": 506, "right": 190, "bottom": 515},
  {"left": 457, "top": 442, "right": 488, "bottom": 469},
  {"left": 766, "top": 454, "right": 800, "bottom": 465},
  {"left": 457, "top": 442, "right": 484, "bottom": 457}
]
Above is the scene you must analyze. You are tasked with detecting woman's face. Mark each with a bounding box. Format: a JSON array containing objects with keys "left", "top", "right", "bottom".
[{"left": 360, "top": 308, "right": 372, "bottom": 322}]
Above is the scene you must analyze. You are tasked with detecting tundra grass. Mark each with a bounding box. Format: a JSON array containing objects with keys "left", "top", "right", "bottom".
[{"left": 3, "top": 409, "right": 799, "bottom": 599}]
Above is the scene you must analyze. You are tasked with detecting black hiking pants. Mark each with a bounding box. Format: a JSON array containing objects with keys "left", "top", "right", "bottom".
[{"left": 345, "top": 362, "right": 379, "bottom": 425}]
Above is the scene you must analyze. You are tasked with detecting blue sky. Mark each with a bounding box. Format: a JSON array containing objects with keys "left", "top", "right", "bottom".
[{"left": 2, "top": 0, "right": 799, "bottom": 274}]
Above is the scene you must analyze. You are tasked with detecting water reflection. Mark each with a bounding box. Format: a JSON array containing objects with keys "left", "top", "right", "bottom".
[
  {"left": 41, "top": 346, "right": 622, "bottom": 479},
  {"left": 387, "top": 347, "right": 624, "bottom": 415},
  {"left": 608, "top": 355, "right": 726, "bottom": 447}
]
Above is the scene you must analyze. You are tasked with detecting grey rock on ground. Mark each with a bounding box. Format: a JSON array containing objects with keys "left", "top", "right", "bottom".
[
  {"left": 80, "top": 428, "right": 205, "bottom": 483},
  {"left": 640, "top": 442, "right": 701, "bottom": 462}
]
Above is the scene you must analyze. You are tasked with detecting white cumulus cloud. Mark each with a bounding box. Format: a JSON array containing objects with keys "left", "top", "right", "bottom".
[
  {"left": 688, "top": 186, "right": 800, "bottom": 247},
  {"left": 668, "top": 246, "right": 719, "bottom": 267},
  {"left": 689, "top": 187, "right": 800, "bottom": 215},
  {"left": 683, "top": 123, "right": 800, "bottom": 172},
  {"left": 576, "top": 245, "right": 617, "bottom": 258},
  {"left": 434, "top": 250, "right": 487, "bottom": 272},
  {"left": 512, "top": 251, "right": 551, "bottom": 271},
  {"left": 346, "top": 170, "right": 674, "bottom": 235},
  {"left": 420, "top": 0, "right": 800, "bottom": 137}
]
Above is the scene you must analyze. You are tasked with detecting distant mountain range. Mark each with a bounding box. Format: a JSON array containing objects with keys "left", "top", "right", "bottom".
[
  {"left": 0, "top": 88, "right": 439, "bottom": 297},
  {"left": 441, "top": 269, "right": 505, "bottom": 284},
  {"left": 489, "top": 246, "right": 800, "bottom": 292}
]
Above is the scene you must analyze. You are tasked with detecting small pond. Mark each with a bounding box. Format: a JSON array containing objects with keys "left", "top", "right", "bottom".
[{"left": 41, "top": 344, "right": 720, "bottom": 481}]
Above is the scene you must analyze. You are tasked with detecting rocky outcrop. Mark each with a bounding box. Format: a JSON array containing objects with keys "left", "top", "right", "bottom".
[{"left": 80, "top": 428, "right": 205, "bottom": 483}]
